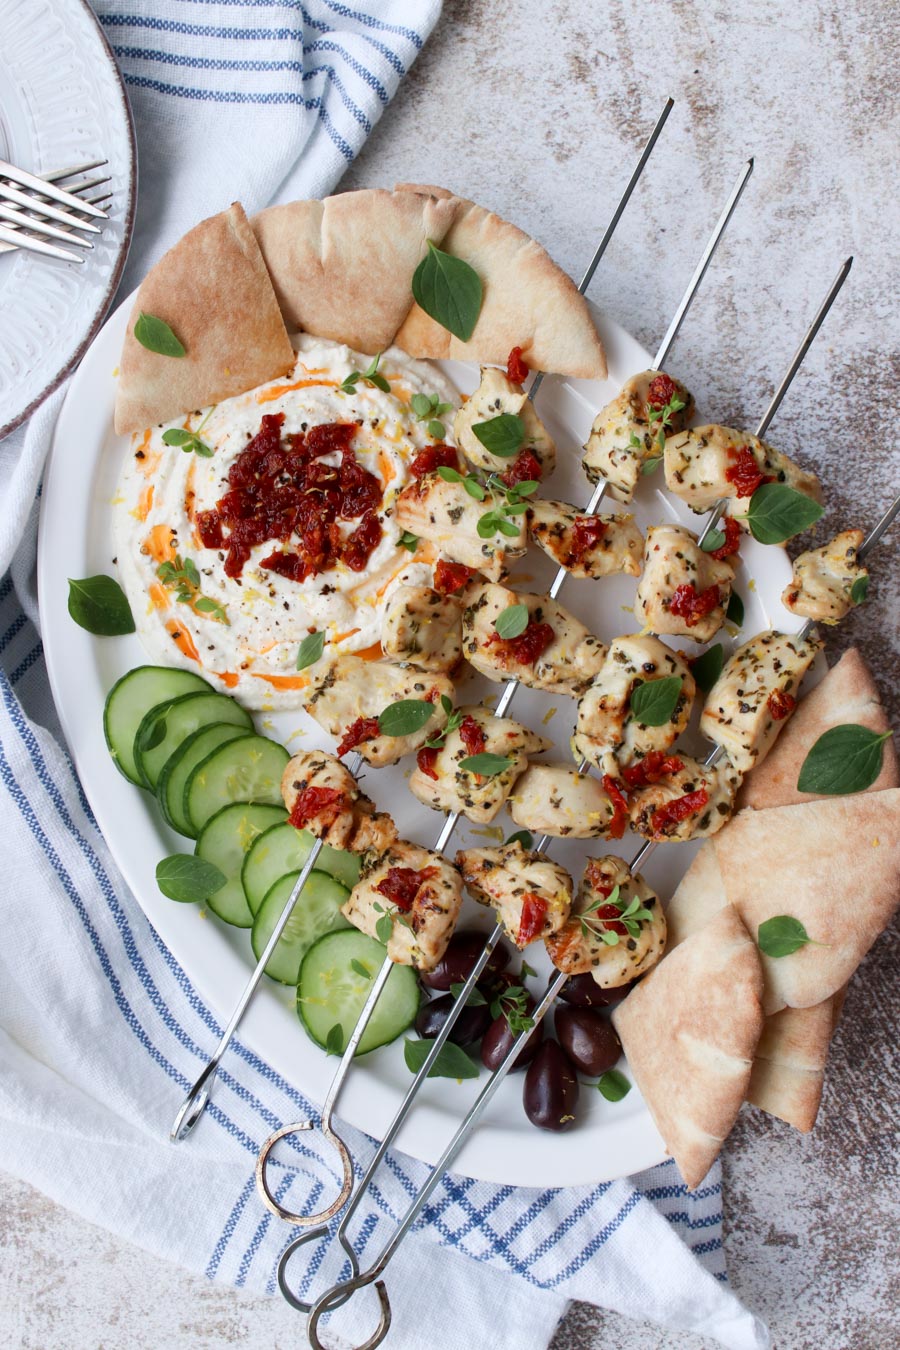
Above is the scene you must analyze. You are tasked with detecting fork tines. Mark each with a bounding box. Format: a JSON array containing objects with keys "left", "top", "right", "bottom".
[{"left": 0, "top": 157, "right": 107, "bottom": 217}]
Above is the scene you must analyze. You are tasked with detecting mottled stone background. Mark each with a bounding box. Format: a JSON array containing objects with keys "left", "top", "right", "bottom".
[{"left": 3, "top": 0, "right": 898, "bottom": 1346}]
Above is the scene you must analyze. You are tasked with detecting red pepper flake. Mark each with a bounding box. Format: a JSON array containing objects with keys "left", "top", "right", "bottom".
[
  {"left": 375, "top": 865, "right": 437, "bottom": 913},
  {"left": 410, "top": 444, "right": 459, "bottom": 479},
  {"left": 416, "top": 745, "right": 440, "bottom": 781},
  {"left": 501, "top": 448, "right": 543, "bottom": 488},
  {"left": 646, "top": 373, "right": 678, "bottom": 409},
  {"left": 516, "top": 892, "right": 548, "bottom": 946},
  {"left": 708, "top": 514, "right": 742, "bottom": 561},
  {"left": 622, "top": 752, "right": 685, "bottom": 789},
  {"left": 767, "top": 689, "right": 796, "bottom": 721},
  {"left": 289, "top": 785, "right": 345, "bottom": 831},
  {"left": 668, "top": 582, "right": 721, "bottom": 627},
  {"left": 602, "top": 774, "right": 629, "bottom": 839},
  {"left": 433, "top": 559, "right": 474, "bottom": 595},
  {"left": 487, "top": 617, "right": 555, "bottom": 667},
  {"left": 724, "top": 446, "right": 775, "bottom": 498},
  {"left": 336, "top": 715, "right": 381, "bottom": 757},
  {"left": 458, "top": 715, "right": 487, "bottom": 758},
  {"left": 570, "top": 515, "right": 607, "bottom": 562},
  {"left": 506, "top": 346, "right": 529, "bottom": 386},
  {"left": 650, "top": 788, "right": 709, "bottom": 838}
]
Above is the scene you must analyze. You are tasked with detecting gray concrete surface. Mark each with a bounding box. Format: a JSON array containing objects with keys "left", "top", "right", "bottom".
[{"left": 3, "top": 0, "right": 898, "bottom": 1346}]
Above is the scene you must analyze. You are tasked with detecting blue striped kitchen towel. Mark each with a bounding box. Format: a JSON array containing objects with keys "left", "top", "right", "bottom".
[{"left": 0, "top": 4, "right": 768, "bottom": 1347}]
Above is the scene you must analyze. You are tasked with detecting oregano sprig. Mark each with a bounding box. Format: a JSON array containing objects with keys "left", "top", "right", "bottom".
[
  {"left": 340, "top": 352, "right": 391, "bottom": 395},
  {"left": 578, "top": 884, "right": 654, "bottom": 947},
  {"left": 156, "top": 554, "right": 228, "bottom": 625},
  {"left": 411, "top": 391, "right": 454, "bottom": 441}
]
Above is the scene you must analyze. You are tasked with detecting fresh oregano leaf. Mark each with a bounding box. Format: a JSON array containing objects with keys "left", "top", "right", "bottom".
[
  {"left": 505, "top": 829, "right": 533, "bottom": 849},
  {"left": 398, "top": 530, "right": 419, "bottom": 552},
  {"left": 67, "top": 575, "right": 135, "bottom": 636},
  {"left": 850, "top": 574, "right": 869, "bottom": 605},
  {"left": 797, "top": 724, "right": 892, "bottom": 796},
  {"left": 700, "top": 526, "right": 727, "bottom": 553},
  {"left": 138, "top": 715, "right": 168, "bottom": 754},
  {"left": 296, "top": 630, "right": 325, "bottom": 671},
  {"left": 377, "top": 699, "right": 435, "bottom": 738},
  {"left": 134, "top": 311, "right": 186, "bottom": 358},
  {"left": 691, "top": 643, "right": 724, "bottom": 694},
  {"left": 472, "top": 413, "right": 525, "bottom": 458},
  {"left": 726, "top": 590, "right": 745, "bottom": 627},
  {"left": 427, "top": 419, "right": 446, "bottom": 441},
  {"left": 629, "top": 675, "right": 683, "bottom": 727},
  {"left": 757, "top": 915, "right": 817, "bottom": 958},
  {"left": 156, "top": 854, "right": 226, "bottom": 904},
  {"left": 437, "top": 465, "right": 463, "bottom": 483},
  {"left": 162, "top": 427, "right": 212, "bottom": 457},
  {"left": 463, "top": 476, "right": 487, "bottom": 501},
  {"left": 746, "top": 483, "right": 824, "bottom": 544},
  {"left": 494, "top": 603, "right": 529, "bottom": 640},
  {"left": 520, "top": 959, "right": 537, "bottom": 980},
  {"left": 325, "top": 1023, "right": 345, "bottom": 1056},
  {"left": 449, "top": 982, "right": 487, "bottom": 1006},
  {"left": 350, "top": 958, "right": 370, "bottom": 978},
  {"left": 375, "top": 912, "right": 394, "bottom": 944},
  {"left": 597, "top": 1069, "right": 631, "bottom": 1102},
  {"left": 640, "top": 456, "right": 663, "bottom": 476},
  {"left": 404, "top": 1037, "right": 480, "bottom": 1080},
  {"left": 411, "top": 241, "right": 483, "bottom": 342},
  {"left": 459, "top": 752, "right": 513, "bottom": 777},
  {"left": 411, "top": 393, "right": 433, "bottom": 419}
]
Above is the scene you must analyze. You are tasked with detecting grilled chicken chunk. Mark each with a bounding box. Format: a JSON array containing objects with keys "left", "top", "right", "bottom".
[
  {"left": 454, "top": 365, "right": 556, "bottom": 479},
  {"left": 408, "top": 705, "right": 551, "bottom": 823},
  {"left": 462, "top": 581, "right": 607, "bottom": 696},
  {"left": 508, "top": 763, "right": 625, "bottom": 839},
  {"left": 345, "top": 841, "right": 463, "bottom": 971},
  {"left": 527, "top": 498, "right": 643, "bottom": 579},
  {"left": 634, "top": 524, "right": 735, "bottom": 641},
  {"left": 664, "top": 424, "right": 822, "bottom": 523},
  {"left": 545, "top": 855, "right": 666, "bottom": 988},
  {"left": 628, "top": 753, "right": 743, "bottom": 842},
  {"left": 582, "top": 370, "right": 694, "bottom": 503},
  {"left": 281, "top": 751, "right": 396, "bottom": 853},
  {"left": 303, "top": 653, "right": 455, "bottom": 767},
  {"left": 573, "top": 635, "right": 696, "bottom": 777},
  {"left": 456, "top": 840, "right": 573, "bottom": 949},
  {"left": 782, "top": 529, "right": 867, "bottom": 625},
  {"left": 382, "top": 584, "right": 462, "bottom": 671},
  {"left": 394, "top": 470, "right": 527, "bottom": 582},
  {"left": 699, "top": 629, "right": 822, "bottom": 773}
]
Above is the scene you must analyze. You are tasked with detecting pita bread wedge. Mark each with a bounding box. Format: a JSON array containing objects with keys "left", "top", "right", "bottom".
[
  {"left": 251, "top": 188, "right": 459, "bottom": 353},
  {"left": 738, "top": 648, "right": 898, "bottom": 811},
  {"left": 664, "top": 842, "right": 726, "bottom": 952},
  {"left": 714, "top": 791, "right": 900, "bottom": 1014},
  {"left": 747, "top": 990, "right": 845, "bottom": 1132},
  {"left": 115, "top": 203, "right": 295, "bottom": 435},
  {"left": 393, "top": 186, "right": 607, "bottom": 380},
  {"left": 613, "top": 905, "right": 764, "bottom": 1189}
]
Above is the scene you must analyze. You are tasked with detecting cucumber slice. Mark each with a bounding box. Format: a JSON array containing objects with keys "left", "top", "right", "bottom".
[
  {"left": 104, "top": 665, "right": 210, "bottom": 785},
  {"left": 252, "top": 871, "right": 351, "bottom": 983},
  {"left": 298, "top": 931, "right": 419, "bottom": 1056},
  {"left": 185, "top": 734, "right": 290, "bottom": 835},
  {"left": 195, "top": 802, "right": 287, "bottom": 927},
  {"left": 134, "top": 691, "right": 252, "bottom": 789},
  {"left": 242, "top": 822, "right": 362, "bottom": 916},
  {"left": 157, "top": 724, "right": 248, "bottom": 836}
]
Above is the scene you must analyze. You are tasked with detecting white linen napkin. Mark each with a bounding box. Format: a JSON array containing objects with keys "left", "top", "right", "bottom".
[{"left": 0, "top": 5, "right": 769, "bottom": 1347}]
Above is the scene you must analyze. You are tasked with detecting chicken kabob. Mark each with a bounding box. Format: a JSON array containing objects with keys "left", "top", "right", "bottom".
[
  {"left": 168, "top": 101, "right": 680, "bottom": 1152},
  {"left": 298, "top": 273, "right": 857, "bottom": 1343}
]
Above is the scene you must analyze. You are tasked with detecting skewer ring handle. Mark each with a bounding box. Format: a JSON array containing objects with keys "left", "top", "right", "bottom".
[
  {"left": 255, "top": 1118, "right": 354, "bottom": 1225},
  {"left": 308, "top": 1270, "right": 392, "bottom": 1350},
  {"left": 170, "top": 1062, "right": 219, "bottom": 1142},
  {"left": 276, "top": 1227, "right": 361, "bottom": 1313}
]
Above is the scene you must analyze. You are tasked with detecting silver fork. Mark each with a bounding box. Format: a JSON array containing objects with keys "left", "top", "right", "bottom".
[{"left": 0, "top": 159, "right": 110, "bottom": 263}]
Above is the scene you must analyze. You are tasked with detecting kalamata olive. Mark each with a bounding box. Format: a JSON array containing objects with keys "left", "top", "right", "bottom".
[
  {"left": 419, "top": 931, "right": 511, "bottom": 991},
  {"left": 523, "top": 1039, "right": 580, "bottom": 1131},
  {"left": 559, "top": 972, "right": 634, "bottom": 1007},
  {"left": 555, "top": 1005, "right": 622, "bottom": 1077},
  {"left": 480, "top": 996, "right": 544, "bottom": 1071},
  {"left": 415, "top": 992, "right": 493, "bottom": 1046}
]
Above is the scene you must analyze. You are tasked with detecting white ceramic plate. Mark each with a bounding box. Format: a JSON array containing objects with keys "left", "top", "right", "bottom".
[
  {"left": 0, "top": 0, "right": 135, "bottom": 439},
  {"left": 38, "top": 294, "right": 803, "bottom": 1186}
]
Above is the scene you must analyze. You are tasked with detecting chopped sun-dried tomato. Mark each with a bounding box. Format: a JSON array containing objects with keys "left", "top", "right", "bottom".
[
  {"left": 602, "top": 774, "right": 629, "bottom": 839},
  {"left": 410, "top": 444, "right": 459, "bottom": 479},
  {"left": 289, "top": 785, "right": 345, "bottom": 831},
  {"left": 336, "top": 716, "right": 381, "bottom": 757},
  {"left": 196, "top": 510, "right": 224, "bottom": 550},
  {"left": 375, "top": 865, "right": 437, "bottom": 912},
  {"left": 708, "top": 514, "right": 742, "bottom": 561},
  {"left": 595, "top": 902, "right": 628, "bottom": 937},
  {"left": 650, "top": 789, "right": 709, "bottom": 838},
  {"left": 622, "top": 752, "right": 685, "bottom": 790},
  {"left": 458, "top": 715, "right": 487, "bottom": 758},
  {"left": 668, "top": 582, "right": 721, "bottom": 627},
  {"left": 506, "top": 346, "right": 529, "bottom": 386},
  {"left": 570, "top": 515, "right": 607, "bottom": 562},
  {"left": 433, "top": 559, "right": 474, "bottom": 595},
  {"left": 724, "top": 446, "right": 775, "bottom": 498},
  {"left": 584, "top": 860, "right": 615, "bottom": 899},
  {"left": 416, "top": 746, "right": 440, "bottom": 780},
  {"left": 517, "top": 892, "right": 548, "bottom": 946},
  {"left": 646, "top": 373, "right": 678, "bottom": 409},
  {"left": 767, "top": 689, "right": 796, "bottom": 721},
  {"left": 341, "top": 510, "right": 382, "bottom": 571},
  {"left": 488, "top": 617, "right": 555, "bottom": 667},
  {"left": 502, "top": 448, "right": 543, "bottom": 488}
]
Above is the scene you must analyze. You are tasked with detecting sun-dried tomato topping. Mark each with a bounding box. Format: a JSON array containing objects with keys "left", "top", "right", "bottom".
[
  {"left": 602, "top": 774, "right": 629, "bottom": 839},
  {"left": 289, "top": 785, "right": 345, "bottom": 831},
  {"left": 517, "top": 892, "right": 548, "bottom": 946},
  {"left": 341, "top": 510, "right": 383, "bottom": 571},
  {"left": 501, "top": 448, "right": 543, "bottom": 488},
  {"left": 375, "top": 865, "right": 438, "bottom": 913},
  {"left": 458, "top": 715, "right": 487, "bottom": 758},
  {"left": 708, "top": 514, "right": 742, "bottom": 561},
  {"left": 416, "top": 746, "right": 440, "bottom": 780},
  {"left": 668, "top": 582, "right": 721, "bottom": 627},
  {"left": 767, "top": 689, "right": 796, "bottom": 721},
  {"left": 433, "top": 559, "right": 474, "bottom": 595},
  {"left": 336, "top": 715, "right": 381, "bottom": 757},
  {"left": 650, "top": 789, "right": 709, "bottom": 838},
  {"left": 595, "top": 902, "right": 628, "bottom": 937},
  {"left": 410, "top": 444, "right": 459, "bottom": 479},
  {"left": 646, "top": 373, "right": 678, "bottom": 410},
  {"left": 724, "top": 446, "right": 775, "bottom": 498},
  {"left": 506, "top": 346, "right": 529, "bottom": 386},
  {"left": 196, "top": 510, "right": 224, "bottom": 550},
  {"left": 487, "top": 617, "right": 555, "bottom": 667},
  {"left": 570, "top": 515, "right": 607, "bottom": 562},
  {"left": 584, "top": 860, "right": 615, "bottom": 899},
  {"left": 622, "top": 752, "right": 685, "bottom": 789},
  {"left": 259, "top": 550, "right": 313, "bottom": 583}
]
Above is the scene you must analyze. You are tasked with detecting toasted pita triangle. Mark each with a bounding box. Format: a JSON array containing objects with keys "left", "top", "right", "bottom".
[
  {"left": 747, "top": 990, "right": 845, "bottom": 1131},
  {"left": 613, "top": 905, "right": 764, "bottom": 1189},
  {"left": 714, "top": 791, "right": 900, "bottom": 1014},
  {"left": 115, "top": 203, "right": 295, "bottom": 435},
  {"left": 251, "top": 188, "right": 459, "bottom": 353},
  {"left": 738, "top": 648, "right": 898, "bottom": 811},
  {"left": 393, "top": 186, "right": 607, "bottom": 380},
  {"left": 664, "top": 842, "right": 726, "bottom": 952}
]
